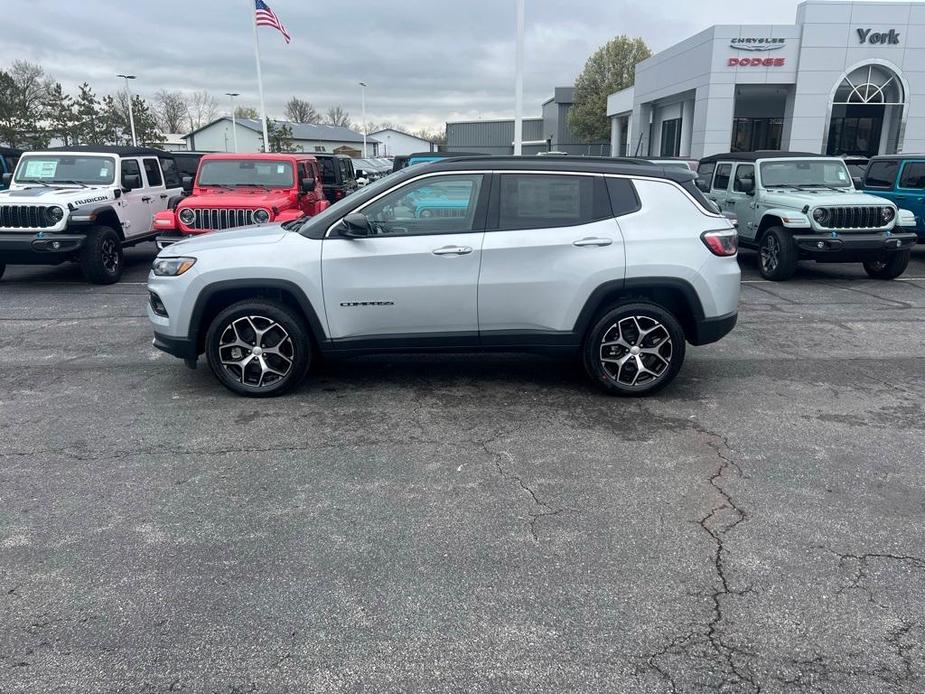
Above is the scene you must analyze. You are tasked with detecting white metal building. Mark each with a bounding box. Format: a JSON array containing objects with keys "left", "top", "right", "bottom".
[
  {"left": 608, "top": 1, "right": 925, "bottom": 159},
  {"left": 369, "top": 128, "right": 434, "bottom": 157},
  {"left": 183, "top": 117, "right": 379, "bottom": 155}
]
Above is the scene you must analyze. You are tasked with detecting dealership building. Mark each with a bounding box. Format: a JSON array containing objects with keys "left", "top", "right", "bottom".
[{"left": 608, "top": 1, "right": 925, "bottom": 159}]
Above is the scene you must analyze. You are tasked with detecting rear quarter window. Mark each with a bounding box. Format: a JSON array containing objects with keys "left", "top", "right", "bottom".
[
  {"left": 899, "top": 162, "right": 925, "bottom": 189},
  {"left": 865, "top": 160, "right": 899, "bottom": 188}
]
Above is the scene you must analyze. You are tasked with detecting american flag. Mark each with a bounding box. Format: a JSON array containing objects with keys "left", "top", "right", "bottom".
[{"left": 255, "top": 0, "right": 291, "bottom": 44}]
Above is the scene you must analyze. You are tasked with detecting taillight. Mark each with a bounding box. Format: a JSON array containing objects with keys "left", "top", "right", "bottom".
[{"left": 701, "top": 229, "right": 737, "bottom": 257}]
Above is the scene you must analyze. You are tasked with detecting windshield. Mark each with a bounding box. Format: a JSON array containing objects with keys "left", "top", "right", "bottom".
[
  {"left": 197, "top": 159, "right": 294, "bottom": 187},
  {"left": 15, "top": 155, "right": 116, "bottom": 185},
  {"left": 759, "top": 160, "right": 852, "bottom": 188}
]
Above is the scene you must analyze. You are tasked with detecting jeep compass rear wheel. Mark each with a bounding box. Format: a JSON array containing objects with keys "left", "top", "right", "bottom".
[
  {"left": 205, "top": 300, "right": 311, "bottom": 397},
  {"left": 583, "top": 302, "right": 686, "bottom": 396}
]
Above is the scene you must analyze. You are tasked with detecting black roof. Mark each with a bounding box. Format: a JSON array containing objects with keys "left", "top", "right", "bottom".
[
  {"left": 0, "top": 146, "right": 23, "bottom": 156},
  {"left": 42, "top": 145, "right": 174, "bottom": 157},
  {"left": 419, "top": 155, "right": 694, "bottom": 183},
  {"left": 700, "top": 150, "right": 823, "bottom": 164},
  {"left": 409, "top": 151, "right": 486, "bottom": 158},
  {"left": 867, "top": 154, "right": 925, "bottom": 161}
]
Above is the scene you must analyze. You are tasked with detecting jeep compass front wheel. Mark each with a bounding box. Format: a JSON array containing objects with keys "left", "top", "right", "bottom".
[
  {"left": 205, "top": 300, "right": 311, "bottom": 397},
  {"left": 583, "top": 302, "right": 686, "bottom": 396}
]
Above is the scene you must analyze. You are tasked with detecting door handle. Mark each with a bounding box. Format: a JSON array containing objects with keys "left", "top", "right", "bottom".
[
  {"left": 432, "top": 245, "right": 473, "bottom": 256},
  {"left": 572, "top": 237, "right": 613, "bottom": 247},
  {"left": 160, "top": 193, "right": 168, "bottom": 199},
  {"left": 141, "top": 196, "right": 151, "bottom": 202}
]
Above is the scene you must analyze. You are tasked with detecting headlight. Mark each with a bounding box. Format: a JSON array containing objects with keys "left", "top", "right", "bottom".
[
  {"left": 812, "top": 208, "right": 829, "bottom": 225},
  {"left": 152, "top": 257, "right": 196, "bottom": 276},
  {"left": 178, "top": 208, "right": 195, "bottom": 225},
  {"left": 881, "top": 207, "right": 895, "bottom": 223},
  {"left": 46, "top": 206, "right": 65, "bottom": 223},
  {"left": 253, "top": 209, "right": 270, "bottom": 224}
]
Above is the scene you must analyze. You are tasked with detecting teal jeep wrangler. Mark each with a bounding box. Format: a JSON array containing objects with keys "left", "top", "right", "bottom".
[{"left": 697, "top": 151, "right": 917, "bottom": 280}]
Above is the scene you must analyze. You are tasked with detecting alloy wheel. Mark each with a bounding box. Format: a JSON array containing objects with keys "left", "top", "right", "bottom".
[
  {"left": 760, "top": 234, "right": 779, "bottom": 274},
  {"left": 101, "top": 238, "right": 119, "bottom": 273},
  {"left": 599, "top": 315, "right": 673, "bottom": 388},
  {"left": 218, "top": 315, "right": 295, "bottom": 388}
]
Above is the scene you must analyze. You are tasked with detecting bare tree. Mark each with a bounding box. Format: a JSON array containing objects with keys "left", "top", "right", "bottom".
[
  {"left": 325, "top": 105, "right": 351, "bottom": 128},
  {"left": 285, "top": 97, "right": 319, "bottom": 124},
  {"left": 187, "top": 89, "right": 218, "bottom": 130},
  {"left": 153, "top": 89, "right": 188, "bottom": 133},
  {"left": 234, "top": 105, "right": 259, "bottom": 119}
]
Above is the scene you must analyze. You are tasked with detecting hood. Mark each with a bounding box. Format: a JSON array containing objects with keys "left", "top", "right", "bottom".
[
  {"left": 160, "top": 223, "right": 289, "bottom": 254},
  {"left": 0, "top": 185, "right": 116, "bottom": 208},
  {"left": 763, "top": 188, "right": 895, "bottom": 209},
  {"left": 180, "top": 188, "right": 293, "bottom": 209}
]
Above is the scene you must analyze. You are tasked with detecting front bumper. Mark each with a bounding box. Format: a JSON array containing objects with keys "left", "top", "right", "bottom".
[
  {"left": 0, "top": 232, "right": 86, "bottom": 264},
  {"left": 793, "top": 230, "right": 916, "bottom": 261},
  {"left": 152, "top": 332, "right": 198, "bottom": 360}
]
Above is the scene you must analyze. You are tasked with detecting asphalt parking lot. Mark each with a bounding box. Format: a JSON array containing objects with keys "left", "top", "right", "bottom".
[{"left": 1, "top": 246, "right": 924, "bottom": 693}]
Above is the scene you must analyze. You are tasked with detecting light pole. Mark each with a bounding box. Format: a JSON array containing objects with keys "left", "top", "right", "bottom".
[
  {"left": 226, "top": 92, "right": 240, "bottom": 152},
  {"left": 117, "top": 74, "right": 137, "bottom": 147},
  {"left": 513, "top": 0, "right": 525, "bottom": 156},
  {"left": 359, "top": 81, "right": 368, "bottom": 158}
]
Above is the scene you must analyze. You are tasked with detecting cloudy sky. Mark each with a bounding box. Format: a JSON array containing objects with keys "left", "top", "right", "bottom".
[{"left": 3, "top": 0, "right": 804, "bottom": 132}]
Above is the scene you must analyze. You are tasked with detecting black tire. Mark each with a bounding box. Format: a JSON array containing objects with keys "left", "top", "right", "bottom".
[
  {"left": 863, "top": 250, "right": 910, "bottom": 280},
  {"left": 758, "top": 226, "right": 798, "bottom": 281},
  {"left": 79, "top": 225, "right": 123, "bottom": 284},
  {"left": 582, "top": 302, "right": 686, "bottom": 397},
  {"left": 205, "top": 300, "right": 311, "bottom": 398}
]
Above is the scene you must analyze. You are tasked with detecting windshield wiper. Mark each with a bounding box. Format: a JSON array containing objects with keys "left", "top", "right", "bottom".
[
  {"left": 16, "top": 178, "right": 52, "bottom": 187},
  {"left": 280, "top": 219, "right": 304, "bottom": 231},
  {"left": 53, "top": 179, "right": 89, "bottom": 188}
]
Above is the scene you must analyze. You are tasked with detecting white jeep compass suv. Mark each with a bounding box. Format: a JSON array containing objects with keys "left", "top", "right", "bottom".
[{"left": 147, "top": 157, "right": 740, "bottom": 397}]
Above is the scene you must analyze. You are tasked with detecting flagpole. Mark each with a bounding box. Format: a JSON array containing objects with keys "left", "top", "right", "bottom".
[{"left": 251, "top": 1, "right": 270, "bottom": 151}]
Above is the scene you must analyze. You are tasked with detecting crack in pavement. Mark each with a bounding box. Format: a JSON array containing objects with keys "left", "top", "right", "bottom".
[
  {"left": 819, "top": 546, "right": 925, "bottom": 607},
  {"left": 481, "top": 439, "right": 577, "bottom": 542}
]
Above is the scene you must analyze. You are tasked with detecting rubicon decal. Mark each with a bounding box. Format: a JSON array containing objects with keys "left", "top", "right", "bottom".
[
  {"left": 728, "top": 57, "right": 786, "bottom": 67},
  {"left": 340, "top": 301, "right": 395, "bottom": 307},
  {"left": 73, "top": 194, "right": 110, "bottom": 206}
]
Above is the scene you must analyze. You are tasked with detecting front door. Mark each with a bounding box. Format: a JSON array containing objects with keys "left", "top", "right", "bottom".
[
  {"left": 478, "top": 173, "right": 625, "bottom": 337},
  {"left": 896, "top": 161, "right": 925, "bottom": 234},
  {"left": 728, "top": 163, "right": 758, "bottom": 241},
  {"left": 321, "top": 173, "right": 487, "bottom": 343}
]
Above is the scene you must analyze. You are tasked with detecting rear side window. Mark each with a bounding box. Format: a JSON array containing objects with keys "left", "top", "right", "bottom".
[
  {"left": 605, "top": 178, "right": 640, "bottom": 217},
  {"left": 498, "top": 174, "right": 606, "bottom": 230},
  {"left": 713, "top": 163, "right": 732, "bottom": 191},
  {"left": 339, "top": 158, "right": 353, "bottom": 181},
  {"left": 899, "top": 162, "right": 925, "bottom": 189},
  {"left": 142, "top": 158, "right": 162, "bottom": 187},
  {"left": 319, "top": 158, "right": 336, "bottom": 184},
  {"left": 865, "top": 160, "right": 899, "bottom": 188},
  {"left": 698, "top": 161, "right": 716, "bottom": 182},
  {"left": 159, "top": 157, "right": 180, "bottom": 188},
  {"left": 175, "top": 155, "right": 200, "bottom": 177},
  {"left": 680, "top": 180, "right": 716, "bottom": 212}
]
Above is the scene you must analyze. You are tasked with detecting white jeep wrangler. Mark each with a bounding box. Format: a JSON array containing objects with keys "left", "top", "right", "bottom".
[{"left": 0, "top": 146, "right": 184, "bottom": 284}]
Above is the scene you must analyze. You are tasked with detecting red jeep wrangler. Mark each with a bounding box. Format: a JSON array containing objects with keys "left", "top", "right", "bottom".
[{"left": 154, "top": 153, "right": 329, "bottom": 244}]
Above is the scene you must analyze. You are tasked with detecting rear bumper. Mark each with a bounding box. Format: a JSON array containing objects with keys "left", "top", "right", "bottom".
[
  {"left": 689, "top": 311, "right": 737, "bottom": 346},
  {"left": 0, "top": 232, "right": 86, "bottom": 264},
  {"left": 793, "top": 230, "right": 916, "bottom": 260}
]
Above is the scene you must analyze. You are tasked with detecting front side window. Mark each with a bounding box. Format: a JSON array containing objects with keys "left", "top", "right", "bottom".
[
  {"left": 713, "top": 163, "right": 732, "bottom": 191},
  {"left": 499, "top": 174, "right": 602, "bottom": 230},
  {"left": 864, "top": 161, "right": 899, "bottom": 188},
  {"left": 142, "top": 158, "right": 163, "bottom": 187},
  {"left": 733, "top": 164, "right": 755, "bottom": 192},
  {"left": 759, "top": 159, "right": 852, "bottom": 188},
  {"left": 15, "top": 155, "right": 116, "bottom": 185},
  {"left": 899, "top": 162, "right": 925, "bottom": 189},
  {"left": 121, "top": 159, "right": 141, "bottom": 188},
  {"left": 197, "top": 159, "right": 294, "bottom": 188},
  {"left": 360, "top": 174, "right": 483, "bottom": 236}
]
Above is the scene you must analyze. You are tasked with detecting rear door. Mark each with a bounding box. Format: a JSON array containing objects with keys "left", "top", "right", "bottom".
[
  {"left": 117, "top": 158, "right": 154, "bottom": 238},
  {"left": 322, "top": 172, "right": 488, "bottom": 343},
  {"left": 477, "top": 172, "right": 624, "bottom": 340},
  {"left": 709, "top": 162, "right": 733, "bottom": 211},
  {"left": 897, "top": 161, "right": 925, "bottom": 234},
  {"left": 142, "top": 157, "right": 169, "bottom": 224}
]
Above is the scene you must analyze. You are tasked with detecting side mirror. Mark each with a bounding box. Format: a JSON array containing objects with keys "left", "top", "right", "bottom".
[
  {"left": 122, "top": 173, "right": 141, "bottom": 191},
  {"left": 1, "top": 173, "right": 11, "bottom": 186},
  {"left": 852, "top": 176, "right": 863, "bottom": 189},
  {"left": 695, "top": 177, "right": 710, "bottom": 193},
  {"left": 181, "top": 175, "right": 193, "bottom": 191},
  {"left": 300, "top": 176, "right": 315, "bottom": 193},
  {"left": 740, "top": 180, "right": 754, "bottom": 195},
  {"left": 340, "top": 212, "right": 371, "bottom": 237}
]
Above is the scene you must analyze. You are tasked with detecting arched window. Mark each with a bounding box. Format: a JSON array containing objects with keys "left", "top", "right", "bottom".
[{"left": 833, "top": 65, "right": 904, "bottom": 106}]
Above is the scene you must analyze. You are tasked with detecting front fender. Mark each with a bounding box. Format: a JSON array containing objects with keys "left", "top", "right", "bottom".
[
  {"left": 154, "top": 209, "right": 177, "bottom": 232},
  {"left": 762, "top": 208, "right": 811, "bottom": 229}
]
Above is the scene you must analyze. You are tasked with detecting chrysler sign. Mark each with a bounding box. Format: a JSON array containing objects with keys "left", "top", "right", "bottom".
[{"left": 730, "top": 37, "right": 786, "bottom": 51}]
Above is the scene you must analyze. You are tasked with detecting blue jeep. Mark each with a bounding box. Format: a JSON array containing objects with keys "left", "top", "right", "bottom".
[
  {"left": 0, "top": 147, "right": 22, "bottom": 191},
  {"left": 862, "top": 155, "right": 925, "bottom": 241}
]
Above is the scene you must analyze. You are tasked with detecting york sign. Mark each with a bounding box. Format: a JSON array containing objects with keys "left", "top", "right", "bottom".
[{"left": 857, "top": 28, "right": 901, "bottom": 45}]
